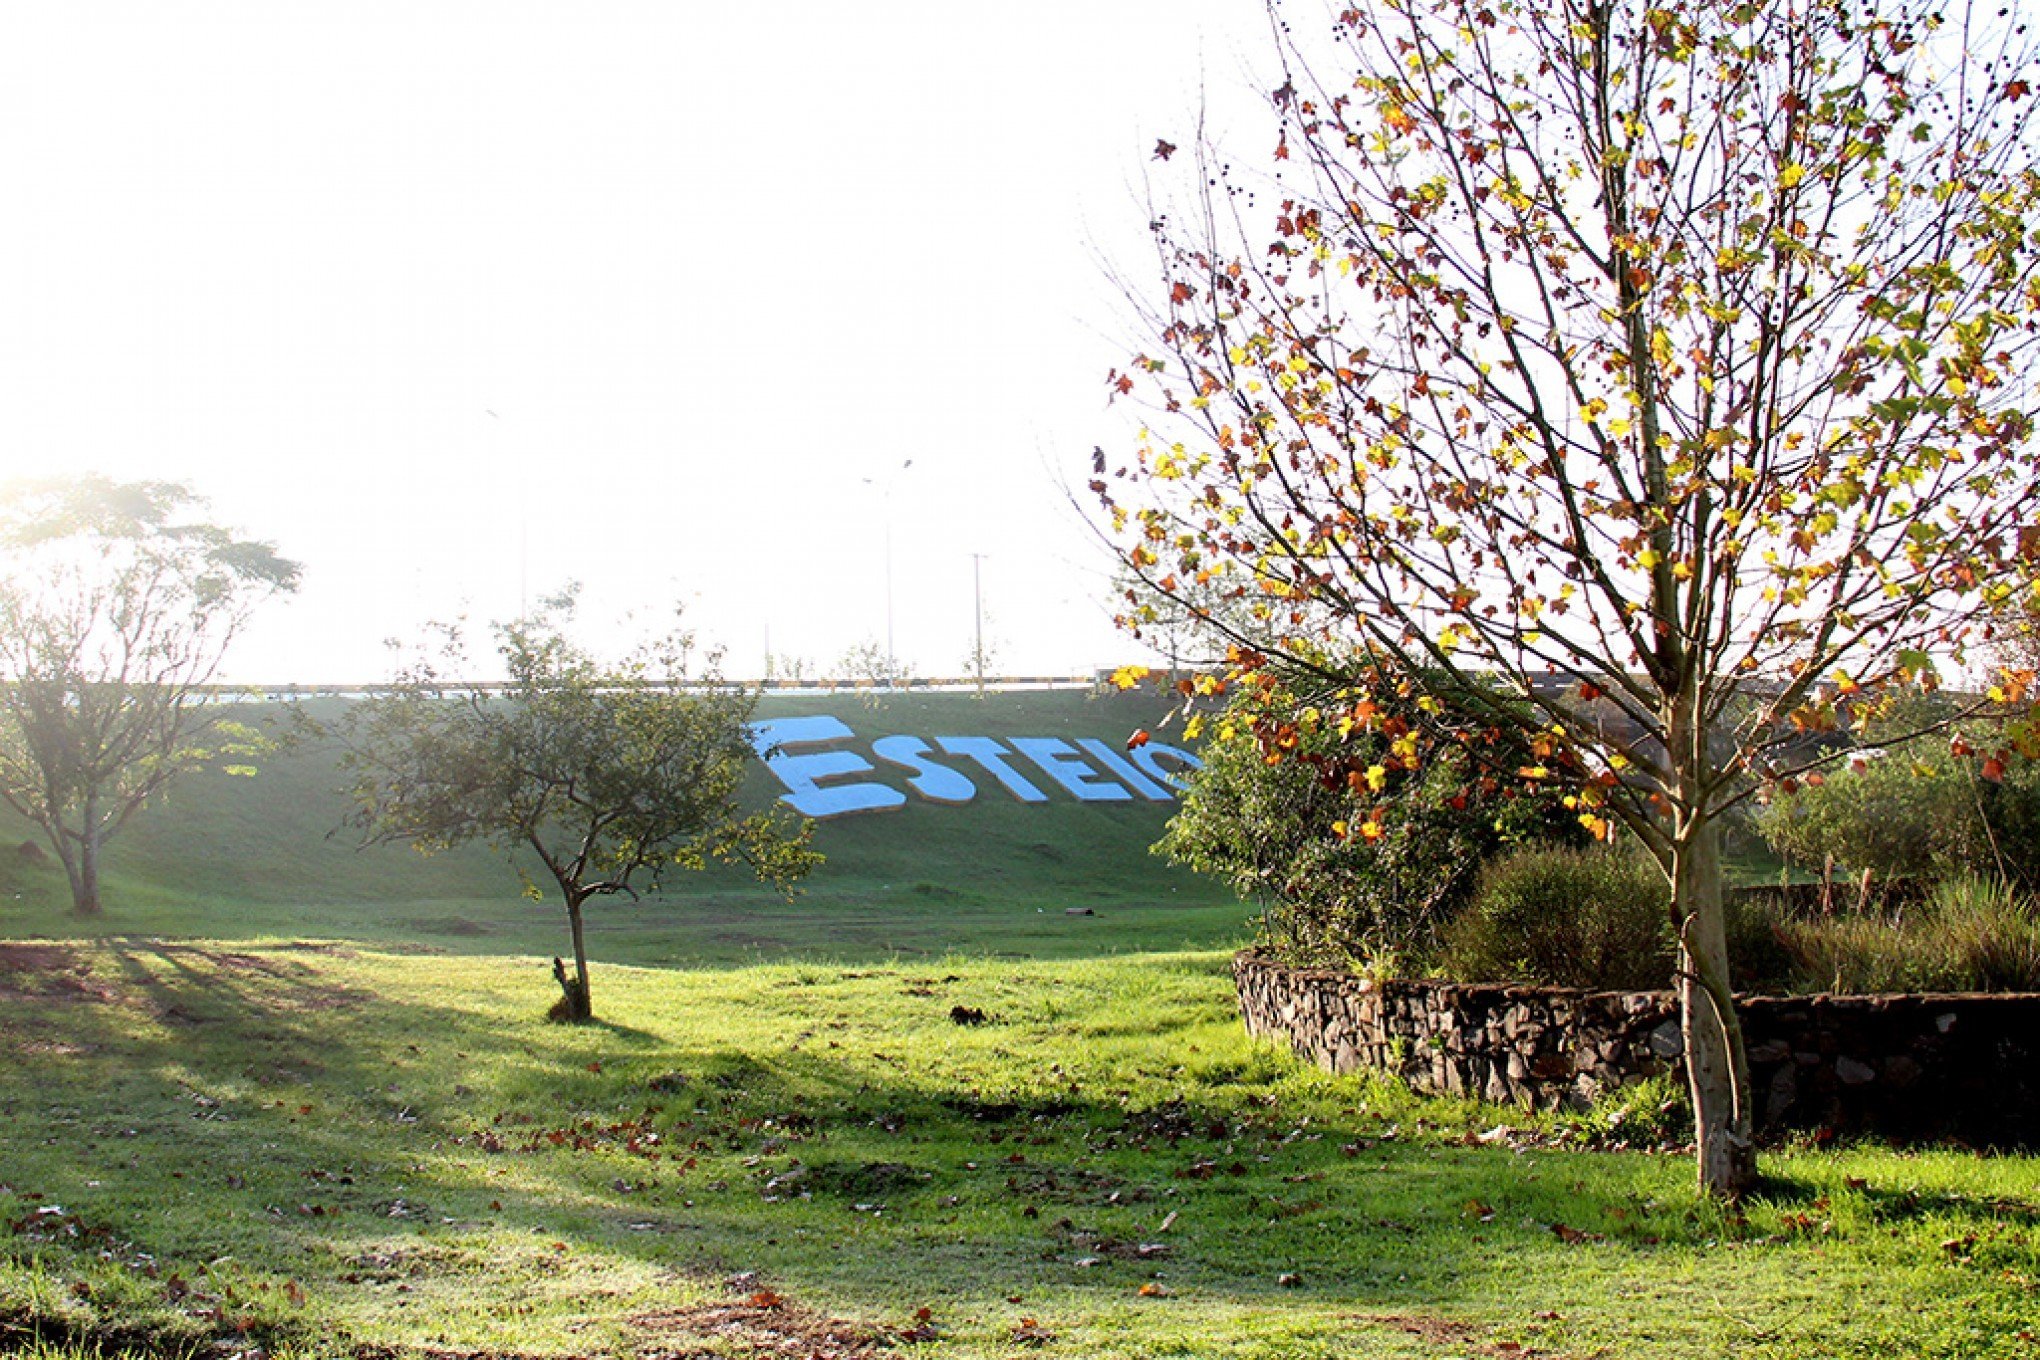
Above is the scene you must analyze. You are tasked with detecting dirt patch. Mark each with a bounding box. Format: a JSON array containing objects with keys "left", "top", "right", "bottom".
[
  {"left": 405, "top": 915, "right": 495, "bottom": 938},
  {"left": 628, "top": 1299, "right": 888, "bottom": 1359},
  {"left": 349, "top": 1296, "right": 888, "bottom": 1360},
  {"left": 1365, "top": 1313, "right": 1557, "bottom": 1356},
  {"left": 0, "top": 944, "right": 119, "bottom": 1007}
]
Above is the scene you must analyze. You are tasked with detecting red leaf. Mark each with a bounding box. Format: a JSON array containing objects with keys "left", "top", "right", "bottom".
[
  {"left": 1983, "top": 757, "right": 2007, "bottom": 783},
  {"left": 1153, "top": 139, "right": 1178, "bottom": 161},
  {"left": 1127, "top": 729, "right": 1151, "bottom": 750},
  {"left": 1170, "top": 282, "right": 1194, "bottom": 306}
]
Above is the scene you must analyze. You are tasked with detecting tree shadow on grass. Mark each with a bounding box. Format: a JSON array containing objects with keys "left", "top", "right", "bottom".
[{"left": 2, "top": 942, "right": 2032, "bottom": 1360}]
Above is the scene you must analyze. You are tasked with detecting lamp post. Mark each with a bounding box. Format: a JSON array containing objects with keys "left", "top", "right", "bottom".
[
  {"left": 970, "top": 552, "right": 989, "bottom": 696},
  {"left": 861, "top": 459, "right": 913, "bottom": 687}
]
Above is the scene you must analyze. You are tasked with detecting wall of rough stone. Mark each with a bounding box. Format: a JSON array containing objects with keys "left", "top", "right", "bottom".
[{"left": 1234, "top": 950, "right": 2040, "bottom": 1145}]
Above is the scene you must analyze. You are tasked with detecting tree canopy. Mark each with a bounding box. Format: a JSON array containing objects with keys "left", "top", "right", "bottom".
[
  {"left": 0, "top": 475, "right": 300, "bottom": 914},
  {"left": 327, "top": 593, "right": 819, "bottom": 1022},
  {"left": 1100, "top": 0, "right": 2040, "bottom": 1197}
]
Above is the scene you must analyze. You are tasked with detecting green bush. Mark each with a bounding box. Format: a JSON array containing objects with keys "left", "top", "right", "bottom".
[
  {"left": 1159, "top": 679, "right": 1580, "bottom": 969},
  {"left": 1750, "top": 749, "right": 1969, "bottom": 894},
  {"left": 1760, "top": 875, "right": 2040, "bottom": 993},
  {"left": 1750, "top": 700, "right": 2040, "bottom": 896},
  {"left": 1438, "top": 846, "right": 1673, "bottom": 990}
]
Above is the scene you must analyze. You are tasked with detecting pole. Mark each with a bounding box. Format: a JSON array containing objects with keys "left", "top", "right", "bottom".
[
  {"left": 862, "top": 459, "right": 912, "bottom": 691},
  {"left": 884, "top": 513, "right": 895, "bottom": 687},
  {"left": 971, "top": 552, "right": 987, "bottom": 696}
]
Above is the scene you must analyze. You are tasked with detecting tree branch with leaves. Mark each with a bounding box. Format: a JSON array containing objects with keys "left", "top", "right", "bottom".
[
  {"left": 1100, "top": 0, "right": 2040, "bottom": 1197},
  {"left": 0, "top": 476, "right": 299, "bottom": 915},
  {"left": 322, "top": 591, "right": 820, "bottom": 1022}
]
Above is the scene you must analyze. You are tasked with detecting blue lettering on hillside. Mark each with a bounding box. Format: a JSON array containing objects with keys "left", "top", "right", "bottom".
[
  {"left": 747, "top": 716, "right": 1202, "bottom": 820},
  {"left": 748, "top": 716, "right": 908, "bottom": 819}
]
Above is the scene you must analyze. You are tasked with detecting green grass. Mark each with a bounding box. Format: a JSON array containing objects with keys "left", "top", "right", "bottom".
[
  {"left": 3, "top": 942, "right": 2036, "bottom": 1359},
  {"left": 3, "top": 691, "right": 2035, "bottom": 1356},
  {"left": 0, "top": 691, "right": 1236, "bottom": 954}
]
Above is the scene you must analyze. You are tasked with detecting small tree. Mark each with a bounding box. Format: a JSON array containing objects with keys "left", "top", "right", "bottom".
[
  {"left": 1101, "top": 0, "right": 2040, "bottom": 1196},
  {"left": 0, "top": 476, "right": 300, "bottom": 914},
  {"left": 327, "top": 594, "right": 819, "bottom": 1022},
  {"left": 837, "top": 639, "right": 910, "bottom": 706}
]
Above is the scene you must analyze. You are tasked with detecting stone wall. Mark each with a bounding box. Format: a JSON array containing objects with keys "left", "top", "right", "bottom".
[{"left": 1234, "top": 950, "right": 2040, "bottom": 1146}]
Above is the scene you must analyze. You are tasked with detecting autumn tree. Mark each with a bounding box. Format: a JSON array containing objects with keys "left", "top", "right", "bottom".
[
  {"left": 325, "top": 593, "right": 819, "bottom": 1022},
  {"left": 0, "top": 476, "right": 300, "bottom": 914},
  {"left": 1100, "top": 0, "right": 2040, "bottom": 1197}
]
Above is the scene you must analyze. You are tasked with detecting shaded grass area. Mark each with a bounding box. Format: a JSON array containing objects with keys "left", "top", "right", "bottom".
[
  {"left": 3, "top": 943, "right": 2036, "bottom": 1359},
  {"left": 0, "top": 864, "right": 1250, "bottom": 971}
]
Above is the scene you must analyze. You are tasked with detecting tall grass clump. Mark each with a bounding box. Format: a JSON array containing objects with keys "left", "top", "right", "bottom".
[
  {"left": 1769, "top": 874, "right": 2040, "bottom": 993},
  {"left": 1439, "top": 846, "right": 1672, "bottom": 990}
]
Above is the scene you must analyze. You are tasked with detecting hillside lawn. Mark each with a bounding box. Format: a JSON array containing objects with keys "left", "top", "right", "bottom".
[{"left": 0, "top": 691, "right": 2035, "bottom": 1357}]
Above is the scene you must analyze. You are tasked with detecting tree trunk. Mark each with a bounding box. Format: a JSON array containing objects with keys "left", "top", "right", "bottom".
[
  {"left": 550, "top": 896, "right": 593, "bottom": 1023},
  {"left": 75, "top": 821, "right": 103, "bottom": 916},
  {"left": 60, "top": 797, "right": 102, "bottom": 916},
  {"left": 1673, "top": 823, "right": 1756, "bottom": 1199}
]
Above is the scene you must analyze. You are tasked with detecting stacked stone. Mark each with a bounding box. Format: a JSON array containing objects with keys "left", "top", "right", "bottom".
[{"left": 1233, "top": 951, "right": 2040, "bottom": 1145}]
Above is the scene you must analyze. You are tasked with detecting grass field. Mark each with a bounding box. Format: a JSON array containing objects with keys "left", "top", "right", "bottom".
[
  {"left": 2, "top": 692, "right": 2036, "bottom": 1357},
  {"left": 4, "top": 943, "right": 2038, "bottom": 1359}
]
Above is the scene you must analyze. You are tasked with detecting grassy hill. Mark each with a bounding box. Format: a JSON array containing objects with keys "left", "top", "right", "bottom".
[{"left": 0, "top": 688, "right": 1249, "bottom": 964}]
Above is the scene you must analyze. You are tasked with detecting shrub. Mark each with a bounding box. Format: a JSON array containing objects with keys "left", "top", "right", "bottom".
[
  {"left": 1438, "top": 846, "right": 1673, "bottom": 990},
  {"left": 1159, "top": 678, "right": 1580, "bottom": 968},
  {"left": 1749, "top": 747, "right": 1969, "bottom": 898},
  {"left": 1750, "top": 699, "right": 2040, "bottom": 898},
  {"left": 1763, "top": 875, "right": 2040, "bottom": 993}
]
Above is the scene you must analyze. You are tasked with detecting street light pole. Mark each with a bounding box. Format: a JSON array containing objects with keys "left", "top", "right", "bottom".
[
  {"left": 970, "top": 552, "right": 988, "bottom": 696},
  {"left": 861, "top": 459, "right": 913, "bottom": 688}
]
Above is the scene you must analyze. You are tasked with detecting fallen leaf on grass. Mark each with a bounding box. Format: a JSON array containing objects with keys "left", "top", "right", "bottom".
[
  {"left": 1137, "top": 1282, "right": 1172, "bottom": 1297},
  {"left": 1012, "top": 1316, "right": 1054, "bottom": 1346}
]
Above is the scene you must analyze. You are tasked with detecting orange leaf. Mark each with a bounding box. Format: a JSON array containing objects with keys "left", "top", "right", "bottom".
[{"left": 1127, "top": 729, "right": 1151, "bottom": 750}]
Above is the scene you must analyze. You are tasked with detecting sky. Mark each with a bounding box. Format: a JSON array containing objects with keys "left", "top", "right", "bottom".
[{"left": 0, "top": 3, "right": 1281, "bottom": 684}]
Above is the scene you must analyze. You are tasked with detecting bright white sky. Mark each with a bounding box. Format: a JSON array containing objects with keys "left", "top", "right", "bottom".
[{"left": 0, "top": 3, "right": 1278, "bottom": 683}]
